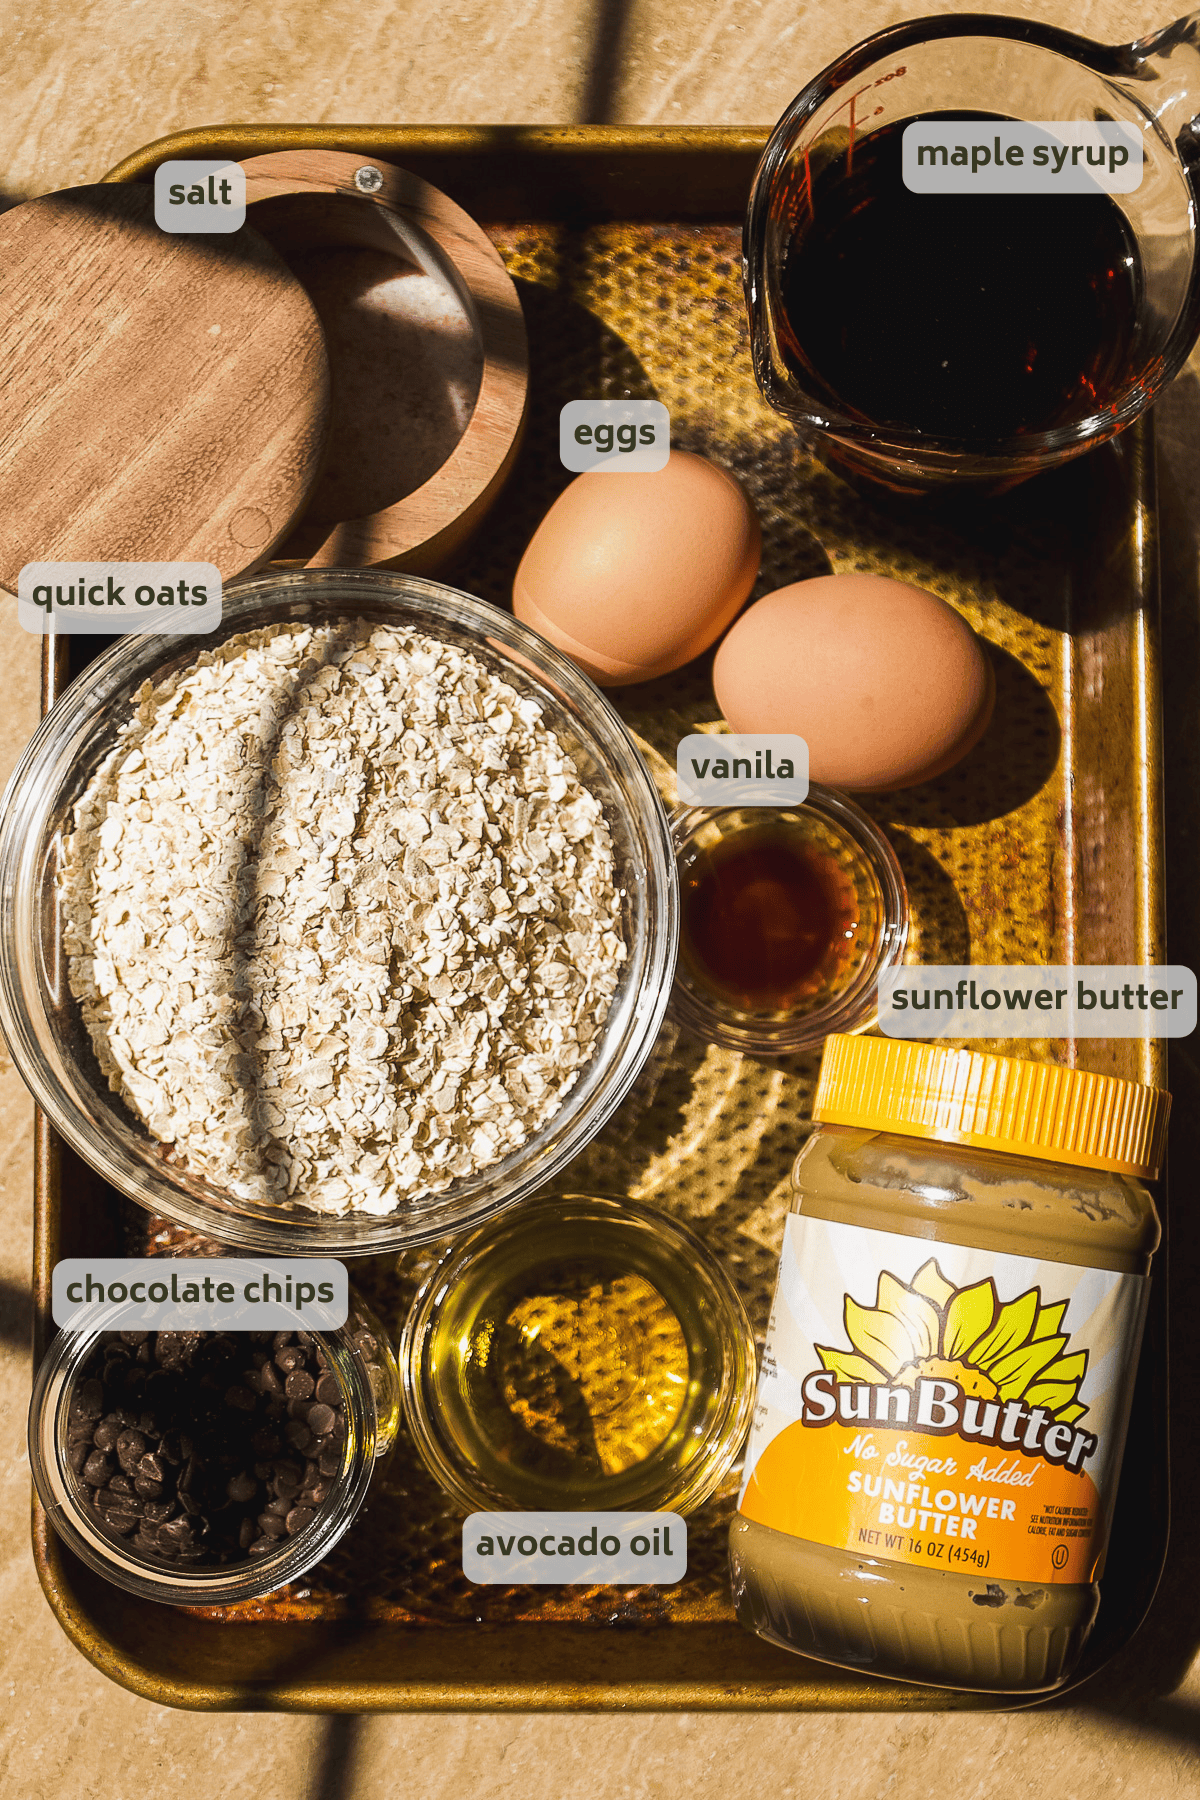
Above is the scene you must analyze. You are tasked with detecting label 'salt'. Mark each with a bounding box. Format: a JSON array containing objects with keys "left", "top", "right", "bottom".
[
  {"left": 17, "top": 563, "right": 222, "bottom": 635},
  {"left": 739, "top": 1216, "right": 1147, "bottom": 1584},
  {"left": 153, "top": 160, "right": 247, "bottom": 232}
]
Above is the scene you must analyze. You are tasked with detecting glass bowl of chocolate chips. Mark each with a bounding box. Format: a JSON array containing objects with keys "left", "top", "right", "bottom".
[{"left": 29, "top": 1306, "right": 398, "bottom": 1605}]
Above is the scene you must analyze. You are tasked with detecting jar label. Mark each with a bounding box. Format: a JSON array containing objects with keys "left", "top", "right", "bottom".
[{"left": 738, "top": 1216, "right": 1148, "bottom": 1585}]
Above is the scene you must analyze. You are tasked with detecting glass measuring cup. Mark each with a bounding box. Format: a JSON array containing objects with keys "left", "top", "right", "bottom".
[{"left": 745, "top": 12, "right": 1200, "bottom": 490}]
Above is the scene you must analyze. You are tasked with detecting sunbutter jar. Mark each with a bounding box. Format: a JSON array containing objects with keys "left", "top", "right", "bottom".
[{"left": 729, "top": 1034, "right": 1169, "bottom": 1693}]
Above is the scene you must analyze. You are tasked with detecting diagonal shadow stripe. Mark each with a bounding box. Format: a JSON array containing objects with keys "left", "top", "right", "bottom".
[
  {"left": 581, "top": 0, "right": 634, "bottom": 124},
  {"left": 308, "top": 1713, "right": 364, "bottom": 1799},
  {"left": 0, "top": 1274, "right": 32, "bottom": 1350}
]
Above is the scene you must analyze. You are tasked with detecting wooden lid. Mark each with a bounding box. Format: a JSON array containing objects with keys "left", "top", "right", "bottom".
[{"left": 0, "top": 184, "right": 330, "bottom": 586}]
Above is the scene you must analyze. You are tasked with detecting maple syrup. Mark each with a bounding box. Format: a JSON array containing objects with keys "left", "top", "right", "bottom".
[{"left": 776, "top": 114, "right": 1143, "bottom": 441}]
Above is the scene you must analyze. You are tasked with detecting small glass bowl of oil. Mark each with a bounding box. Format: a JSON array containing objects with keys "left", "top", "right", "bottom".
[
  {"left": 670, "top": 785, "right": 908, "bottom": 1054},
  {"left": 400, "top": 1194, "right": 757, "bottom": 1515}
]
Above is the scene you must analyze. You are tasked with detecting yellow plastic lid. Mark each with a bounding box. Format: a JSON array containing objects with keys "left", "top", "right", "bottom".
[{"left": 813, "top": 1035, "right": 1170, "bottom": 1179}]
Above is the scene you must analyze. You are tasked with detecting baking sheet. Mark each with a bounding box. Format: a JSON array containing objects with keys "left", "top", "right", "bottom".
[{"left": 31, "top": 127, "right": 1167, "bottom": 1710}]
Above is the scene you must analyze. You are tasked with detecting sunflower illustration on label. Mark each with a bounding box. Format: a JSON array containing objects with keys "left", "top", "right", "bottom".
[{"left": 739, "top": 1216, "right": 1148, "bottom": 1585}]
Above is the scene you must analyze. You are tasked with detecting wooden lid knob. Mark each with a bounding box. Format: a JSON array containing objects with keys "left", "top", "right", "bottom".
[{"left": 0, "top": 184, "right": 330, "bottom": 587}]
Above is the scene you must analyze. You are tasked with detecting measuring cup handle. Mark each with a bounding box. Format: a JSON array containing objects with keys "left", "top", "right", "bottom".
[{"left": 1121, "top": 11, "right": 1200, "bottom": 149}]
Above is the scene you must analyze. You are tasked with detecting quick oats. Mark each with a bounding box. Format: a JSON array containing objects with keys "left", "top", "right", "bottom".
[{"left": 61, "top": 621, "right": 627, "bottom": 1215}]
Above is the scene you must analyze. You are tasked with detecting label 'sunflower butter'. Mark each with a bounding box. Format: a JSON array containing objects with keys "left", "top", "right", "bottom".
[
  {"left": 739, "top": 1217, "right": 1147, "bottom": 1584},
  {"left": 18, "top": 563, "right": 222, "bottom": 636},
  {"left": 878, "top": 964, "right": 1196, "bottom": 1038},
  {"left": 463, "top": 1511, "right": 686, "bottom": 1584}
]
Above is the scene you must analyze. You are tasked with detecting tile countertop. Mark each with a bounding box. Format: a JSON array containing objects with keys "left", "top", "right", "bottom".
[{"left": 4, "top": 1, "right": 1200, "bottom": 1794}]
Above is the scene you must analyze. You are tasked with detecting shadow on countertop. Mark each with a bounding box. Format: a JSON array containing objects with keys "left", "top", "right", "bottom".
[{"left": 1038, "top": 374, "right": 1200, "bottom": 1741}]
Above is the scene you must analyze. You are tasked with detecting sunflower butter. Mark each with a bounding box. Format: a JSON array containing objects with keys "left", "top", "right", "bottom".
[{"left": 730, "top": 1035, "right": 1168, "bottom": 1692}]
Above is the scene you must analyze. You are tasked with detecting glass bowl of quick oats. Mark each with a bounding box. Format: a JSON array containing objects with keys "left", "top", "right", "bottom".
[{"left": 0, "top": 571, "right": 678, "bottom": 1253}]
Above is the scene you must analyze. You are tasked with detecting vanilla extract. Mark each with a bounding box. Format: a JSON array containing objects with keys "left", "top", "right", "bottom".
[{"left": 679, "top": 816, "right": 859, "bottom": 1014}]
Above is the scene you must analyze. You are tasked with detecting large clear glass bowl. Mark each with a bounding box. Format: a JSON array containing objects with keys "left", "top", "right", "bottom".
[{"left": 0, "top": 571, "right": 678, "bottom": 1253}]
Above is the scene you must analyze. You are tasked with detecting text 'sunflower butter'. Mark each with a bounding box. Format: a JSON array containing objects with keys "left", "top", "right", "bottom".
[{"left": 729, "top": 1034, "right": 1168, "bottom": 1693}]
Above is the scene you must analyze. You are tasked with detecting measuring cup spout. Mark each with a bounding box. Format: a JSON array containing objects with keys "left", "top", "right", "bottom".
[{"left": 1117, "top": 11, "right": 1200, "bottom": 149}]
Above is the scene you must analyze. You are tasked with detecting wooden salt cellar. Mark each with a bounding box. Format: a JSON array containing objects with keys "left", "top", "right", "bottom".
[{"left": 240, "top": 150, "right": 529, "bottom": 573}]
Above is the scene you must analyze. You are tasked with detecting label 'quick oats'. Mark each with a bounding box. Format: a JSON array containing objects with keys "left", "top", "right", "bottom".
[
  {"left": 739, "top": 1216, "right": 1147, "bottom": 1584},
  {"left": 18, "top": 563, "right": 221, "bottom": 635}
]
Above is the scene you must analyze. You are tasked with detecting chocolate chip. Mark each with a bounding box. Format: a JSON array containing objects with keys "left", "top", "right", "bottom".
[
  {"left": 116, "top": 1429, "right": 147, "bottom": 1473},
  {"left": 82, "top": 1451, "right": 113, "bottom": 1485},
  {"left": 285, "top": 1506, "right": 316, "bottom": 1536},
  {"left": 314, "top": 1374, "right": 341, "bottom": 1407},
  {"left": 93, "top": 1417, "right": 121, "bottom": 1452},
  {"left": 274, "top": 1347, "right": 305, "bottom": 1373},
  {"left": 306, "top": 1404, "right": 335, "bottom": 1437},
  {"left": 285, "top": 1370, "right": 315, "bottom": 1401},
  {"left": 226, "top": 1471, "right": 257, "bottom": 1504},
  {"left": 100, "top": 1489, "right": 144, "bottom": 1519},
  {"left": 257, "top": 1512, "right": 287, "bottom": 1538},
  {"left": 71, "top": 1379, "right": 104, "bottom": 1421},
  {"left": 285, "top": 1421, "right": 313, "bottom": 1453},
  {"left": 272, "top": 1460, "right": 303, "bottom": 1495}
]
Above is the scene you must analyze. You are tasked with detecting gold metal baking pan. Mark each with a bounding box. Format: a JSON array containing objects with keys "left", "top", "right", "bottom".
[{"left": 30, "top": 126, "right": 1168, "bottom": 1711}]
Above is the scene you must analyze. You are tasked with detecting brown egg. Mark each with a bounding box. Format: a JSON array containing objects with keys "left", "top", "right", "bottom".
[
  {"left": 513, "top": 450, "right": 761, "bottom": 685},
  {"left": 713, "top": 574, "right": 995, "bottom": 790}
]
